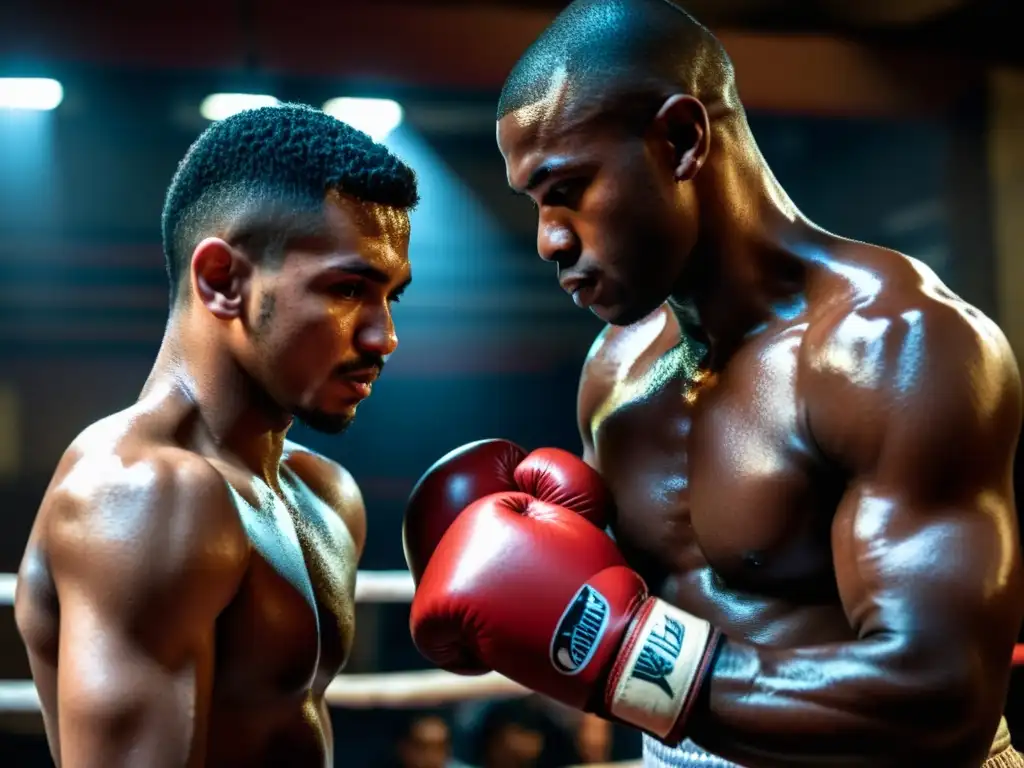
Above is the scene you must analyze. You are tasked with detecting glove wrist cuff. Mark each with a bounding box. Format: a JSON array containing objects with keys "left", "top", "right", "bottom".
[{"left": 606, "top": 598, "right": 719, "bottom": 741}]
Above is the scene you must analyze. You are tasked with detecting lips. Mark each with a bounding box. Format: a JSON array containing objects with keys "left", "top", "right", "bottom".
[
  {"left": 341, "top": 369, "right": 379, "bottom": 385},
  {"left": 332, "top": 368, "right": 379, "bottom": 399},
  {"left": 559, "top": 275, "right": 599, "bottom": 309},
  {"left": 342, "top": 380, "right": 372, "bottom": 398}
]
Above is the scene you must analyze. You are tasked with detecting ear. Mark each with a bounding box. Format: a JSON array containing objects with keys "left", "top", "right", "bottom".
[
  {"left": 189, "top": 237, "right": 251, "bottom": 320},
  {"left": 653, "top": 94, "right": 711, "bottom": 183}
]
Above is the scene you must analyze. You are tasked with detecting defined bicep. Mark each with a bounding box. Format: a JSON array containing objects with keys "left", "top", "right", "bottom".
[
  {"left": 46, "top": 454, "right": 246, "bottom": 767},
  {"left": 56, "top": 587, "right": 216, "bottom": 767},
  {"left": 814, "top": 304, "right": 1022, "bottom": 650},
  {"left": 831, "top": 482, "right": 1016, "bottom": 645}
]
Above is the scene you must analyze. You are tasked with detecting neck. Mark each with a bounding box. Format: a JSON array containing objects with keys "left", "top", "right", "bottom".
[
  {"left": 672, "top": 118, "right": 828, "bottom": 360},
  {"left": 140, "top": 305, "right": 291, "bottom": 478}
]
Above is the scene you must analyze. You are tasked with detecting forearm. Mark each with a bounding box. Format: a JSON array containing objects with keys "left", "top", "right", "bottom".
[{"left": 687, "top": 637, "right": 988, "bottom": 767}]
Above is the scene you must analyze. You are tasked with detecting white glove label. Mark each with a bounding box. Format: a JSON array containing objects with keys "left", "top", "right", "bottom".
[
  {"left": 609, "top": 600, "right": 713, "bottom": 739},
  {"left": 550, "top": 584, "right": 610, "bottom": 675}
]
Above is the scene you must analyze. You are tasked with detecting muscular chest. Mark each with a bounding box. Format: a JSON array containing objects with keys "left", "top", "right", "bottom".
[
  {"left": 216, "top": 475, "right": 357, "bottom": 702},
  {"left": 591, "top": 325, "right": 837, "bottom": 599}
]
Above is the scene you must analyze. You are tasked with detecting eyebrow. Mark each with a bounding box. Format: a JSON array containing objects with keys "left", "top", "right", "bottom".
[
  {"left": 324, "top": 261, "right": 412, "bottom": 293},
  {"left": 513, "top": 157, "right": 576, "bottom": 195}
]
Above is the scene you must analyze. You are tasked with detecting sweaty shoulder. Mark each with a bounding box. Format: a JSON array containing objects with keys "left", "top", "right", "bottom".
[
  {"left": 800, "top": 249, "right": 1021, "bottom": 480},
  {"left": 31, "top": 414, "right": 249, "bottom": 624},
  {"left": 577, "top": 305, "right": 682, "bottom": 458},
  {"left": 283, "top": 441, "right": 366, "bottom": 556}
]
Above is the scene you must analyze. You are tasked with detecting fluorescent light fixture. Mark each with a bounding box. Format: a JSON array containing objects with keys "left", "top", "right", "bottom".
[
  {"left": 200, "top": 93, "right": 279, "bottom": 121},
  {"left": 323, "top": 97, "right": 403, "bottom": 141},
  {"left": 0, "top": 78, "right": 64, "bottom": 111}
]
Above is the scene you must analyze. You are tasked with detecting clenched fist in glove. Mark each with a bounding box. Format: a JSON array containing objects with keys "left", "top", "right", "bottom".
[
  {"left": 407, "top": 445, "right": 722, "bottom": 746},
  {"left": 403, "top": 438, "right": 613, "bottom": 582}
]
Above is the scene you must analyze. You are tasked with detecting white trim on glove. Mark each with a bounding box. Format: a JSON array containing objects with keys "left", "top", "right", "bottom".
[{"left": 608, "top": 599, "right": 715, "bottom": 739}]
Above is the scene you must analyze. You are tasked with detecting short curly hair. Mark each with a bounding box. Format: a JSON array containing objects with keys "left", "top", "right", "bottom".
[{"left": 161, "top": 102, "right": 419, "bottom": 304}]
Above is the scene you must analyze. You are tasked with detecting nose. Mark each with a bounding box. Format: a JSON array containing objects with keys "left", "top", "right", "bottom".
[
  {"left": 537, "top": 210, "right": 579, "bottom": 265},
  {"left": 355, "top": 303, "right": 399, "bottom": 358}
]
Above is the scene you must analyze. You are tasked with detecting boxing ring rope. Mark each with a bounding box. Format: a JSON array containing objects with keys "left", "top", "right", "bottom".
[
  {"left": 0, "top": 570, "right": 418, "bottom": 605},
  {"left": 1, "top": 569, "right": 1022, "bottom": 717},
  {"left": 0, "top": 570, "right": 530, "bottom": 716},
  {"left": 0, "top": 672, "right": 529, "bottom": 714}
]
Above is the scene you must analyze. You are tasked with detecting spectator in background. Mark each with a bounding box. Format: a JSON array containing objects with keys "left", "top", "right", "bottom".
[
  {"left": 376, "top": 709, "right": 466, "bottom": 768},
  {"left": 457, "top": 697, "right": 580, "bottom": 768},
  {"left": 574, "top": 714, "right": 613, "bottom": 766},
  {"left": 475, "top": 700, "right": 548, "bottom": 768},
  {"left": 400, "top": 712, "right": 456, "bottom": 768}
]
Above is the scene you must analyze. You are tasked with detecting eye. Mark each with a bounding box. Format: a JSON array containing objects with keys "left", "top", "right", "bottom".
[
  {"left": 542, "top": 179, "right": 586, "bottom": 210},
  {"left": 329, "top": 281, "right": 363, "bottom": 299},
  {"left": 388, "top": 293, "right": 403, "bottom": 305}
]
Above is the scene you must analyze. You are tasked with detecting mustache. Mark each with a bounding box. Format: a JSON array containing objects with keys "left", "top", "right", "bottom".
[{"left": 332, "top": 356, "right": 386, "bottom": 377}]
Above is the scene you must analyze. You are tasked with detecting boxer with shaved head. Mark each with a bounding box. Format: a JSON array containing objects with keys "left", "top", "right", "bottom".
[{"left": 404, "top": 2, "right": 1024, "bottom": 766}]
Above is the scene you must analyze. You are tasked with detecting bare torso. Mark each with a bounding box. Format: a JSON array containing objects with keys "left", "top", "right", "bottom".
[
  {"left": 16, "top": 398, "right": 361, "bottom": 767},
  {"left": 581, "top": 243, "right": 988, "bottom": 650}
]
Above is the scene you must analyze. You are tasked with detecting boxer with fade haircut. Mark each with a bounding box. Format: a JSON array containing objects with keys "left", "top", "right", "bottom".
[
  {"left": 16, "top": 103, "right": 417, "bottom": 766},
  {"left": 404, "top": 1, "right": 1024, "bottom": 766},
  {"left": 162, "top": 102, "right": 418, "bottom": 307}
]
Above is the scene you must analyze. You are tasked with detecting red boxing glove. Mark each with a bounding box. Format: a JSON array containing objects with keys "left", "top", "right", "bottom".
[
  {"left": 403, "top": 439, "right": 612, "bottom": 584},
  {"left": 404, "top": 439, "right": 527, "bottom": 584},
  {"left": 410, "top": 466, "right": 720, "bottom": 745}
]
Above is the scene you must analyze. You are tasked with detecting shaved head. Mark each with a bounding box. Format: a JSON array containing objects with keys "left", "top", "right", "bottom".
[
  {"left": 496, "top": 1, "right": 749, "bottom": 328},
  {"left": 498, "top": 0, "right": 739, "bottom": 127}
]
